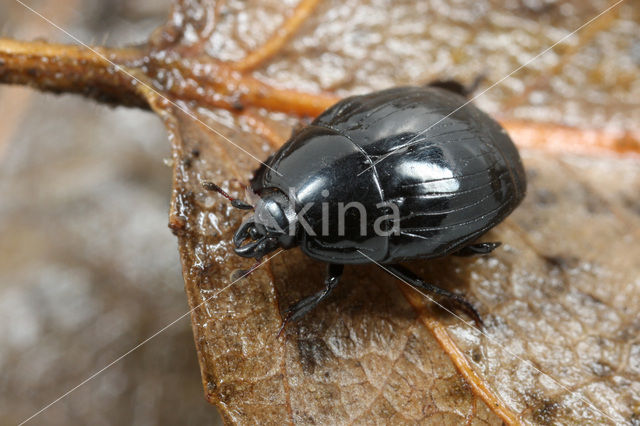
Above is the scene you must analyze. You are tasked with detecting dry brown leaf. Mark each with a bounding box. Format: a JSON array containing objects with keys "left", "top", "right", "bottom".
[{"left": 2, "top": 0, "right": 639, "bottom": 424}]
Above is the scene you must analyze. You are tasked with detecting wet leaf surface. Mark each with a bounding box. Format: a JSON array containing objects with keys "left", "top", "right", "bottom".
[
  {"left": 149, "top": 1, "right": 639, "bottom": 423},
  {"left": 1, "top": 0, "right": 639, "bottom": 424}
]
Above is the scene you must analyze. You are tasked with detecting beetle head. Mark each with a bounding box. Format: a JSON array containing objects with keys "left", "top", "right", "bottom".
[{"left": 234, "top": 190, "right": 297, "bottom": 259}]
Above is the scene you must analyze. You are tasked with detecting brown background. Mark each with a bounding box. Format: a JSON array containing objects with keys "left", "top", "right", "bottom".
[{"left": 0, "top": 0, "right": 222, "bottom": 424}]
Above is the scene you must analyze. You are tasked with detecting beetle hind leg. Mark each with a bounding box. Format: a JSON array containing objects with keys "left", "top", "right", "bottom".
[
  {"left": 453, "top": 242, "right": 501, "bottom": 257},
  {"left": 278, "top": 263, "right": 344, "bottom": 336},
  {"left": 386, "top": 264, "right": 484, "bottom": 328},
  {"left": 427, "top": 73, "right": 485, "bottom": 98}
]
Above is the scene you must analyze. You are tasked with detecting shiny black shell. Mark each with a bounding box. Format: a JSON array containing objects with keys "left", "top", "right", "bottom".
[{"left": 253, "top": 86, "right": 526, "bottom": 264}]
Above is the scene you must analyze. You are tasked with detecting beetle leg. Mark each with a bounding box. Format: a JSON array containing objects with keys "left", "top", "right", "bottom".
[
  {"left": 230, "top": 258, "right": 263, "bottom": 281},
  {"left": 453, "top": 242, "right": 501, "bottom": 257},
  {"left": 386, "top": 264, "right": 484, "bottom": 328},
  {"left": 427, "top": 73, "right": 485, "bottom": 98},
  {"left": 278, "top": 263, "right": 344, "bottom": 336}
]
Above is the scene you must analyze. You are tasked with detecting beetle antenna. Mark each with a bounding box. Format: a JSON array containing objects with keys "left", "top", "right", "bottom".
[{"left": 202, "top": 181, "right": 254, "bottom": 210}]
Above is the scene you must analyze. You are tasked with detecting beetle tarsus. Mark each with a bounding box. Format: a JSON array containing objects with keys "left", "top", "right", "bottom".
[
  {"left": 453, "top": 242, "right": 501, "bottom": 257},
  {"left": 443, "top": 291, "right": 485, "bottom": 329},
  {"left": 278, "top": 263, "right": 344, "bottom": 336},
  {"left": 386, "top": 264, "right": 484, "bottom": 328}
]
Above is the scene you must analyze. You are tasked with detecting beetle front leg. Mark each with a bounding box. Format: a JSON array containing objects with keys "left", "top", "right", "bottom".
[
  {"left": 386, "top": 264, "right": 483, "bottom": 327},
  {"left": 453, "top": 242, "right": 501, "bottom": 257},
  {"left": 278, "top": 263, "right": 344, "bottom": 336}
]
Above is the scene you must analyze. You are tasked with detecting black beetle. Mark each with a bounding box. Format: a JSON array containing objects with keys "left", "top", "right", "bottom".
[{"left": 204, "top": 83, "right": 526, "bottom": 331}]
